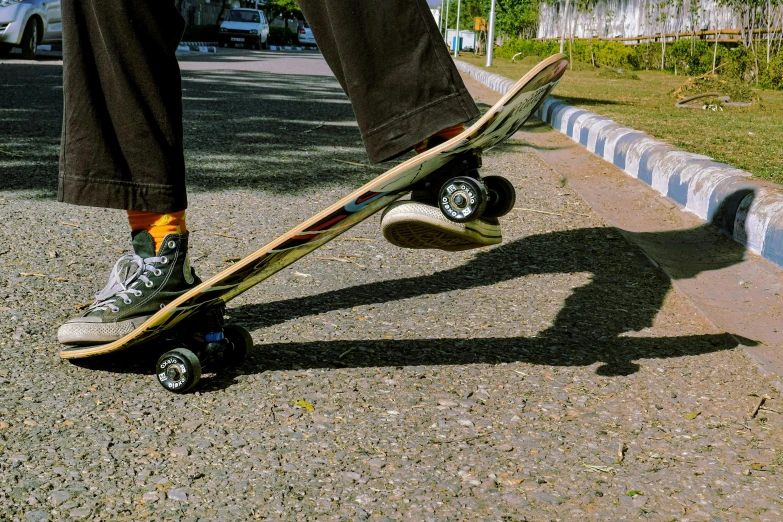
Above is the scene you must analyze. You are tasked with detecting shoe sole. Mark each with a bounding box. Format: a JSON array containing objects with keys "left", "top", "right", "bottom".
[
  {"left": 57, "top": 316, "right": 151, "bottom": 346},
  {"left": 381, "top": 201, "right": 502, "bottom": 251}
]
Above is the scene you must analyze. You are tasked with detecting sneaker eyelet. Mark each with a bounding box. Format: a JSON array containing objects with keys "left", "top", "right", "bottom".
[
  {"left": 145, "top": 281, "right": 154, "bottom": 288},
  {"left": 159, "top": 304, "right": 166, "bottom": 309},
  {"left": 123, "top": 298, "right": 132, "bottom": 305},
  {"left": 134, "top": 290, "right": 143, "bottom": 297},
  {"left": 160, "top": 256, "right": 168, "bottom": 264},
  {"left": 167, "top": 241, "right": 176, "bottom": 249},
  {"left": 154, "top": 269, "right": 163, "bottom": 276}
]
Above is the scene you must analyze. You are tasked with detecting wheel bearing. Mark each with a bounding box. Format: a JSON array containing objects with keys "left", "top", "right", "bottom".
[
  {"left": 156, "top": 347, "right": 202, "bottom": 393},
  {"left": 438, "top": 176, "right": 488, "bottom": 223}
]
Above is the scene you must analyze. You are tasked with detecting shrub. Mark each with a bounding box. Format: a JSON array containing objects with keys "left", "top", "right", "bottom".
[
  {"left": 672, "top": 75, "right": 758, "bottom": 103},
  {"left": 715, "top": 45, "right": 753, "bottom": 82},
  {"left": 597, "top": 69, "right": 641, "bottom": 80},
  {"left": 667, "top": 39, "right": 714, "bottom": 76},
  {"left": 181, "top": 24, "right": 218, "bottom": 42},
  {"left": 268, "top": 26, "right": 295, "bottom": 46},
  {"left": 759, "top": 52, "right": 783, "bottom": 89},
  {"left": 593, "top": 41, "right": 638, "bottom": 69}
]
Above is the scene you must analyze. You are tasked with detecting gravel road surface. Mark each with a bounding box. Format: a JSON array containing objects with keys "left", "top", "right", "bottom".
[{"left": 1, "top": 48, "right": 783, "bottom": 521}]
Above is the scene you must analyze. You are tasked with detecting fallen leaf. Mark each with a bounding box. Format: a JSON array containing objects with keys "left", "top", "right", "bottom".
[
  {"left": 294, "top": 399, "right": 315, "bottom": 412},
  {"left": 626, "top": 490, "right": 643, "bottom": 497},
  {"left": 685, "top": 411, "right": 701, "bottom": 420}
]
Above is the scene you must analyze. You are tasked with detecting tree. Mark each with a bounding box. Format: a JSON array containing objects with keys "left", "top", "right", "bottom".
[
  {"left": 266, "top": 0, "right": 302, "bottom": 29},
  {"left": 493, "top": 0, "right": 541, "bottom": 39}
]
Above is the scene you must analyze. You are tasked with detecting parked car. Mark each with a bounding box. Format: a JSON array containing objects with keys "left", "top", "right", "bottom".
[
  {"left": 0, "top": 0, "right": 61, "bottom": 59},
  {"left": 218, "top": 8, "right": 269, "bottom": 50},
  {"left": 296, "top": 20, "right": 315, "bottom": 47}
]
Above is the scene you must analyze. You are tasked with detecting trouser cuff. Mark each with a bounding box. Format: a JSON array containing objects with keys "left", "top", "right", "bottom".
[
  {"left": 362, "top": 88, "right": 480, "bottom": 164},
  {"left": 58, "top": 174, "right": 187, "bottom": 213}
]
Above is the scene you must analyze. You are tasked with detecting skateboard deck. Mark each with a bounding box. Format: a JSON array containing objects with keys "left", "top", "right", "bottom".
[{"left": 60, "top": 53, "right": 569, "bottom": 360}]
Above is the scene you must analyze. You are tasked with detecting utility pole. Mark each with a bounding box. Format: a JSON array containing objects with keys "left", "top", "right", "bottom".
[
  {"left": 485, "top": 0, "right": 496, "bottom": 66},
  {"left": 444, "top": 0, "right": 450, "bottom": 39},
  {"left": 439, "top": 1, "right": 444, "bottom": 34},
  {"left": 453, "top": 0, "right": 461, "bottom": 57}
]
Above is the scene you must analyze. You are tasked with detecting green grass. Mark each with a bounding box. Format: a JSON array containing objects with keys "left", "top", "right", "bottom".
[{"left": 460, "top": 55, "right": 783, "bottom": 184}]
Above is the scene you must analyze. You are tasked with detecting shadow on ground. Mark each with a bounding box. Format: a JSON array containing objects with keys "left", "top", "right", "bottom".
[
  {"left": 0, "top": 61, "right": 396, "bottom": 195},
  {"left": 72, "top": 219, "right": 752, "bottom": 389},
  {"left": 554, "top": 95, "right": 626, "bottom": 108}
]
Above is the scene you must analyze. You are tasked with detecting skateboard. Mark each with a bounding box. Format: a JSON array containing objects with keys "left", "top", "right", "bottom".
[{"left": 59, "top": 54, "right": 569, "bottom": 393}]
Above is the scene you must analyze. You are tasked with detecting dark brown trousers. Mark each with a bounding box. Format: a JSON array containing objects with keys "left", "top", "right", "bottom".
[{"left": 58, "top": 0, "right": 479, "bottom": 213}]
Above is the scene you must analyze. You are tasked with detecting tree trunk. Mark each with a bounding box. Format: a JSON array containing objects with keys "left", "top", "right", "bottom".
[
  {"left": 751, "top": 7, "right": 760, "bottom": 85},
  {"left": 569, "top": 0, "right": 577, "bottom": 70},
  {"left": 712, "top": 29, "right": 719, "bottom": 75},
  {"left": 661, "top": 14, "right": 666, "bottom": 71},
  {"left": 560, "top": 0, "right": 571, "bottom": 54},
  {"left": 767, "top": 0, "right": 772, "bottom": 64}
]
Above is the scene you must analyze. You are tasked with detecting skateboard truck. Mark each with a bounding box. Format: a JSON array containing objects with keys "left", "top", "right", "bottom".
[
  {"left": 155, "top": 306, "right": 252, "bottom": 393},
  {"left": 414, "top": 151, "right": 517, "bottom": 223}
]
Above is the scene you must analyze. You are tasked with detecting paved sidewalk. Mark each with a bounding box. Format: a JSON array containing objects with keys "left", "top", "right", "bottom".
[{"left": 1, "top": 52, "right": 782, "bottom": 520}]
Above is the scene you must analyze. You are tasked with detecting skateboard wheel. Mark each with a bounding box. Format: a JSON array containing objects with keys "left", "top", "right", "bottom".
[
  {"left": 438, "top": 176, "right": 488, "bottom": 223},
  {"left": 222, "top": 325, "right": 252, "bottom": 365},
  {"left": 482, "top": 176, "right": 517, "bottom": 218},
  {"left": 156, "top": 348, "right": 202, "bottom": 393}
]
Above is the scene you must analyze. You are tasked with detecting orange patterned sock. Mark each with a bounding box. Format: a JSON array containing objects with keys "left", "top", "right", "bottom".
[
  {"left": 414, "top": 123, "right": 466, "bottom": 154},
  {"left": 127, "top": 210, "right": 187, "bottom": 253}
]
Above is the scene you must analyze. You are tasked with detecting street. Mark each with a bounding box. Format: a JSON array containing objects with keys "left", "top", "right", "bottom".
[{"left": 2, "top": 49, "right": 783, "bottom": 520}]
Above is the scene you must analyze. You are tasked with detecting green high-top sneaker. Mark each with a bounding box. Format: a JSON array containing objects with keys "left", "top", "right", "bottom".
[
  {"left": 58, "top": 231, "right": 201, "bottom": 345},
  {"left": 380, "top": 152, "right": 503, "bottom": 251}
]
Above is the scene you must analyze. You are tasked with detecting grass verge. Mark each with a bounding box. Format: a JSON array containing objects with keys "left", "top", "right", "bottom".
[{"left": 459, "top": 55, "right": 783, "bottom": 184}]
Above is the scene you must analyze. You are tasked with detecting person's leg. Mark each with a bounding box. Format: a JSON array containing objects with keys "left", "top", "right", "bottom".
[
  {"left": 58, "top": 0, "right": 187, "bottom": 213},
  {"left": 298, "top": 0, "right": 503, "bottom": 251},
  {"left": 298, "top": 0, "right": 479, "bottom": 163},
  {"left": 57, "top": 0, "right": 200, "bottom": 345}
]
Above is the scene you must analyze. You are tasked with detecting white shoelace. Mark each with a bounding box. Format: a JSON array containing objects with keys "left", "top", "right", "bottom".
[{"left": 88, "top": 254, "right": 165, "bottom": 313}]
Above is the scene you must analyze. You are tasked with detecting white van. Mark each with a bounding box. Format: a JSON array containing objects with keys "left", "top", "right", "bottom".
[{"left": 218, "top": 8, "right": 269, "bottom": 50}]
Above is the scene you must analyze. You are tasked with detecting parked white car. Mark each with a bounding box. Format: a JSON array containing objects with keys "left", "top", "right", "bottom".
[
  {"left": 218, "top": 8, "right": 269, "bottom": 50},
  {"left": 0, "top": 0, "right": 61, "bottom": 59},
  {"left": 296, "top": 21, "right": 315, "bottom": 47}
]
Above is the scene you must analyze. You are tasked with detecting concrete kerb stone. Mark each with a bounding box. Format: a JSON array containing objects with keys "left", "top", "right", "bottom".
[
  {"left": 455, "top": 58, "right": 783, "bottom": 267},
  {"left": 178, "top": 42, "right": 316, "bottom": 53},
  {"left": 177, "top": 44, "right": 217, "bottom": 53},
  {"left": 268, "top": 45, "right": 314, "bottom": 51}
]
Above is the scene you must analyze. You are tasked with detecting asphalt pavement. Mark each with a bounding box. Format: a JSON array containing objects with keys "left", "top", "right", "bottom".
[{"left": 2, "top": 48, "right": 783, "bottom": 521}]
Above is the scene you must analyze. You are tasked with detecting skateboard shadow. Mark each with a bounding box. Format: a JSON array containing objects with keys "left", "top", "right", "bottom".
[
  {"left": 224, "top": 223, "right": 750, "bottom": 381},
  {"left": 71, "top": 203, "right": 754, "bottom": 390}
]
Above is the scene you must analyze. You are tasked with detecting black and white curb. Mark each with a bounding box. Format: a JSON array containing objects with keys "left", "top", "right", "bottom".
[
  {"left": 37, "top": 44, "right": 62, "bottom": 52},
  {"left": 268, "top": 45, "right": 316, "bottom": 51},
  {"left": 455, "top": 59, "right": 783, "bottom": 268},
  {"left": 178, "top": 42, "right": 217, "bottom": 53},
  {"left": 178, "top": 41, "right": 315, "bottom": 53}
]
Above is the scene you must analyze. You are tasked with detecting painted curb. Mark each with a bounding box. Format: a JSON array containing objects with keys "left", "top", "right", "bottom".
[
  {"left": 179, "top": 41, "right": 316, "bottom": 53},
  {"left": 177, "top": 45, "right": 217, "bottom": 53},
  {"left": 267, "top": 45, "right": 317, "bottom": 52},
  {"left": 455, "top": 59, "right": 783, "bottom": 268}
]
